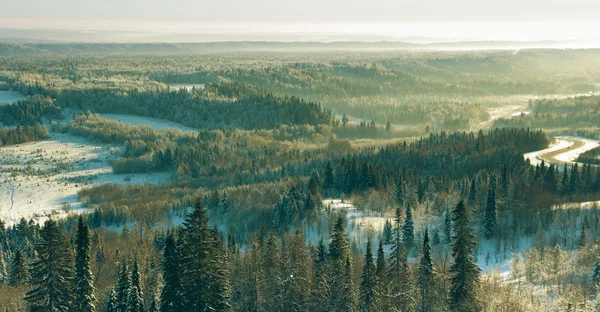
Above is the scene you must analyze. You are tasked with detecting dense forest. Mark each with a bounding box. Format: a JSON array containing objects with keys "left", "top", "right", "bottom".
[
  {"left": 1, "top": 46, "right": 600, "bottom": 311},
  {"left": 0, "top": 124, "right": 48, "bottom": 147}
]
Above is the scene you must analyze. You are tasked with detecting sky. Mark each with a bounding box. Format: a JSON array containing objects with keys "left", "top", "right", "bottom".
[{"left": 1, "top": 0, "right": 600, "bottom": 41}]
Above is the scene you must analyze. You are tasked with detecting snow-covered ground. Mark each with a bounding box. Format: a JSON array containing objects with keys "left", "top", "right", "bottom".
[
  {"left": 98, "top": 113, "right": 198, "bottom": 133},
  {"left": 0, "top": 91, "right": 25, "bottom": 105},
  {"left": 524, "top": 136, "right": 599, "bottom": 167},
  {"left": 524, "top": 139, "right": 573, "bottom": 166},
  {"left": 0, "top": 132, "right": 171, "bottom": 226},
  {"left": 167, "top": 83, "right": 206, "bottom": 91},
  {"left": 552, "top": 137, "right": 599, "bottom": 163}
]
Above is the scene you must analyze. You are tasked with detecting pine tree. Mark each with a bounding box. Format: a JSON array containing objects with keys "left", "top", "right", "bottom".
[
  {"left": 562, "top": 164, "right": 570, "bottom": 195},
  {"left": 128, "top": 259, "right": 144, "bottom": 312},
  {"left": 324, "top": 161, "right": 335, "bottom": 194},
  {"left": 282, "top": 228, "right": 310, "bottom": 312},
  {"left": 342, "top": 256, "right": 357, "bottom": 312},
  {"left": 8, "top": 249, "right": 27, "bottom": 285},
  {"left": 359, "top": 240, "right": 379, "bottom": 312},
  {"left": 180, "top": 198, "right": 231, "bottom": 311},
  {"left": 449, "top": 201, "right": 481, "bottom": 312},
  {"left": 328, "top": 217, "right": 354, "bottom": 311},
  {"left": 106, "top": 289, "right": 118, "bottom": 312},
  {"left": 148, "top": 298, "right": 159, "bottom": 312},
  {"left": 388, "top": 206, "right": 410, "bottom": 311},
  {"left": 578, "top": 222, "right": 588, "bottom": 248},
  {"left": 376, "top": 240, "right": 386, "bottom": 279},
  {"left": 24, "top": 219, "right": 74, "bottom": 311},
  {"left": 0, "top": 246, "right": 8, "bottom": 284},
  {"left": 382, "top": 220, "right": 393, "bottom": 245},
  {"left": 375, "top": 240, "right": 387, "bottom": 310},
  {"left": 484, "top": 188, "right": 497, "bottom": 239},
  {"left": 396, "top": 178, "right": 404, "bottom": 205},
  {"left": 592, "top": 258, "right": 600, "bottom": 290},
  {"left": 74, "top": 216, "right": 96, "bottom": 312},
  {"left": 570, "top": 163, "right": 580, "bottom": 194},
  {"left": 444, "top": 207, "right": 452, "bottom": 244},
  {"left": 418, "top": 228, "right": 435, "bottom": 312},
  {"left": 160, "top": 233, "right": 184, "bottom": 312},
  {"left": 403, "top": 204, "right": 415, "bottom": 249},
  {"left": 310, "top": 239, "right": 329, "bottom": 312},
  {"left": 127, "top": 286, "right": 143, "bottom": 312},
  {"left": 115, "top": 262, "right": 131, "bottom": 312}
]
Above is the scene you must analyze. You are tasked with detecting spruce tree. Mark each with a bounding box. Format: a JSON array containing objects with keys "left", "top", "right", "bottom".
[
  {"left": 24, "top": 219, "right": 74, "bottom": 311},
  {"left": 328, "top": 216, "right": 353, "bottom": 311},
  {"left": 180, "top": 198, "right": 231, "bottom": 311},
  {"left": 403, "top": 203, "right": 415, "bottom": 249},
  {"left": 388, "top": 206, "right": 410, "bottom": 311},
  {"left": 382, "top": 220, "right": 393, "bottom": 245},
  {"left": 74, "top": 216, "right": 96, "bottom": 312},
  {"left": 128, "top": 259, "right": 144, "bottom": 312},
  {"left": 0, "top": 246, "right": 6, "bottom": 284},
  {"left": 106, "top": 289, "right": 118, "bottom": 312},
  {"left": 342, "top": 256, "right": 357, "bottom": 312},
  {"left": 127, "top": 286, "right": 143, "bottom": 312},
  {"left": 376, "top": 240, "right": 386, "bottom": 279},
  {"left": 324, "top": 161, "right": 335, "bottom": 193},
  {"left": 592, "top": 258, "right": 600, "bottom": 290},
  {"left": 578, "top": 222, "right": 588, "bottom": 248},
  {"left": 449, "top": 201, "right": 481, "bottom": 312},
  {"left": 160, "top": 233, "right": 184, "bottom": 312},
  {"left": 8, "top": 249, "right": 27, "bottom": 285},
  {"left": 484, "top": 188, "right": 497, "bottom": 239},
  {"left": 359, "top": 240, "right": 379, "bottom": 312},
  {"left": 418, "top": 228, "right": 435, "bottom": 312},
  {"left": 115, "top": 262, "right": 131, "bottom": 312},
  {"left": 444, "top": 207, "right": 452, "bottom": 244}
]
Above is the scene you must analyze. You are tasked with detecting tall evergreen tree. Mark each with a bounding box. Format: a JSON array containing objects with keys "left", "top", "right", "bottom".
[
  {"left": 8, "top": 249, "right": 27, "bottom": 285},
  {"left": 115, "top": 262, "right": 131, "bottom": 312},
  {"left": 106, "top": 289, "right": 118, "bottom": 312},
  {"left": 342, "top": 256, "right": 357, "bottom": 312},
  {"left": 449, "top": 201, "right": 481, "bottom": 312},
  {"left": 24, "top": 219, "right": 74, "bottom": 311},
  {"left": 418, "top": 228, "right": 435, "bottom": 312},
  {"left": 282, "top": 228, "right": 310, "bottom": 312},
  {"left": 359, "top": 240, "right": 379, "bottom": 312},
  {"left": 324, "top": 161, "right": 335, "bottom": 194},
  {"left": 403, "top": 204, "right": 415, "bottom": 249},
  {"left": 484, "top": 188, "right": 497, "bottom": 239},
  {"left": 382, "top": 220, "right": 393, "bottom": 245},
  {"left": 180, "top": 198, "right": 231, "bottom": 311},
  {"left": 388, "top": 206, "right": 410, "bottom": 311},
  {"left": 160, "top": 233, "right": 184, "bottom": 312},
  {"left": 592, "top": 258, "right": 600, "bottom": 291},
  {"left": 328, "top": 216, "right": 353, "bottom": 311},
  {"left": 74, "top": 216, "right": 96, "bottom": 312},
  {"left": 444, "top": 207, "right": 452, "bottom": 244},
  {"left": 578, "top": 222, "right": 588, "bottom": 248},
  {"left": 128, "top": 259, "right": 144, "bottom": 312}
]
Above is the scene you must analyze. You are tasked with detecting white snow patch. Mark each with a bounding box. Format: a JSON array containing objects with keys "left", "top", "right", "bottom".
[{"left": 0, "top": 132, "right": 172, "bottom": 226}]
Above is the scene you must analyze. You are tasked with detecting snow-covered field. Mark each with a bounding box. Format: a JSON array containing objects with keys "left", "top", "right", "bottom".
[
  {"left": 98, "top": 113, "right": 198, "bottom": 133},
  {"left": 0, "top": 132, "right": 171, "bottom": 226},
  {"left": 0, "top": 91, "right": 25, "bottom": 105},
  {"left": 524, "top": 139, "right": 573, "bottom": 166}
]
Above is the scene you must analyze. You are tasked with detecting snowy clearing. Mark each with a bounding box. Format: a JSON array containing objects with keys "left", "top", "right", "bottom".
[
  {"left": 0, "top": 132, "right": 171, "bottom": 226},
  {"left": 98, "top": 113, "right": 198, "bottom": 133}
]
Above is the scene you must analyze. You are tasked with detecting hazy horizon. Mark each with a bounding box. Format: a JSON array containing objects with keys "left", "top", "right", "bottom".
[{"left": 2, "top": 0, "right": 600, "bottom": 43}]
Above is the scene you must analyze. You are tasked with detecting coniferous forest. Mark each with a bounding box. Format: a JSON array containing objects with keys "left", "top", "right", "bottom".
[{"left": 0, "top": 44, "right": 600, "bottom": 312}]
